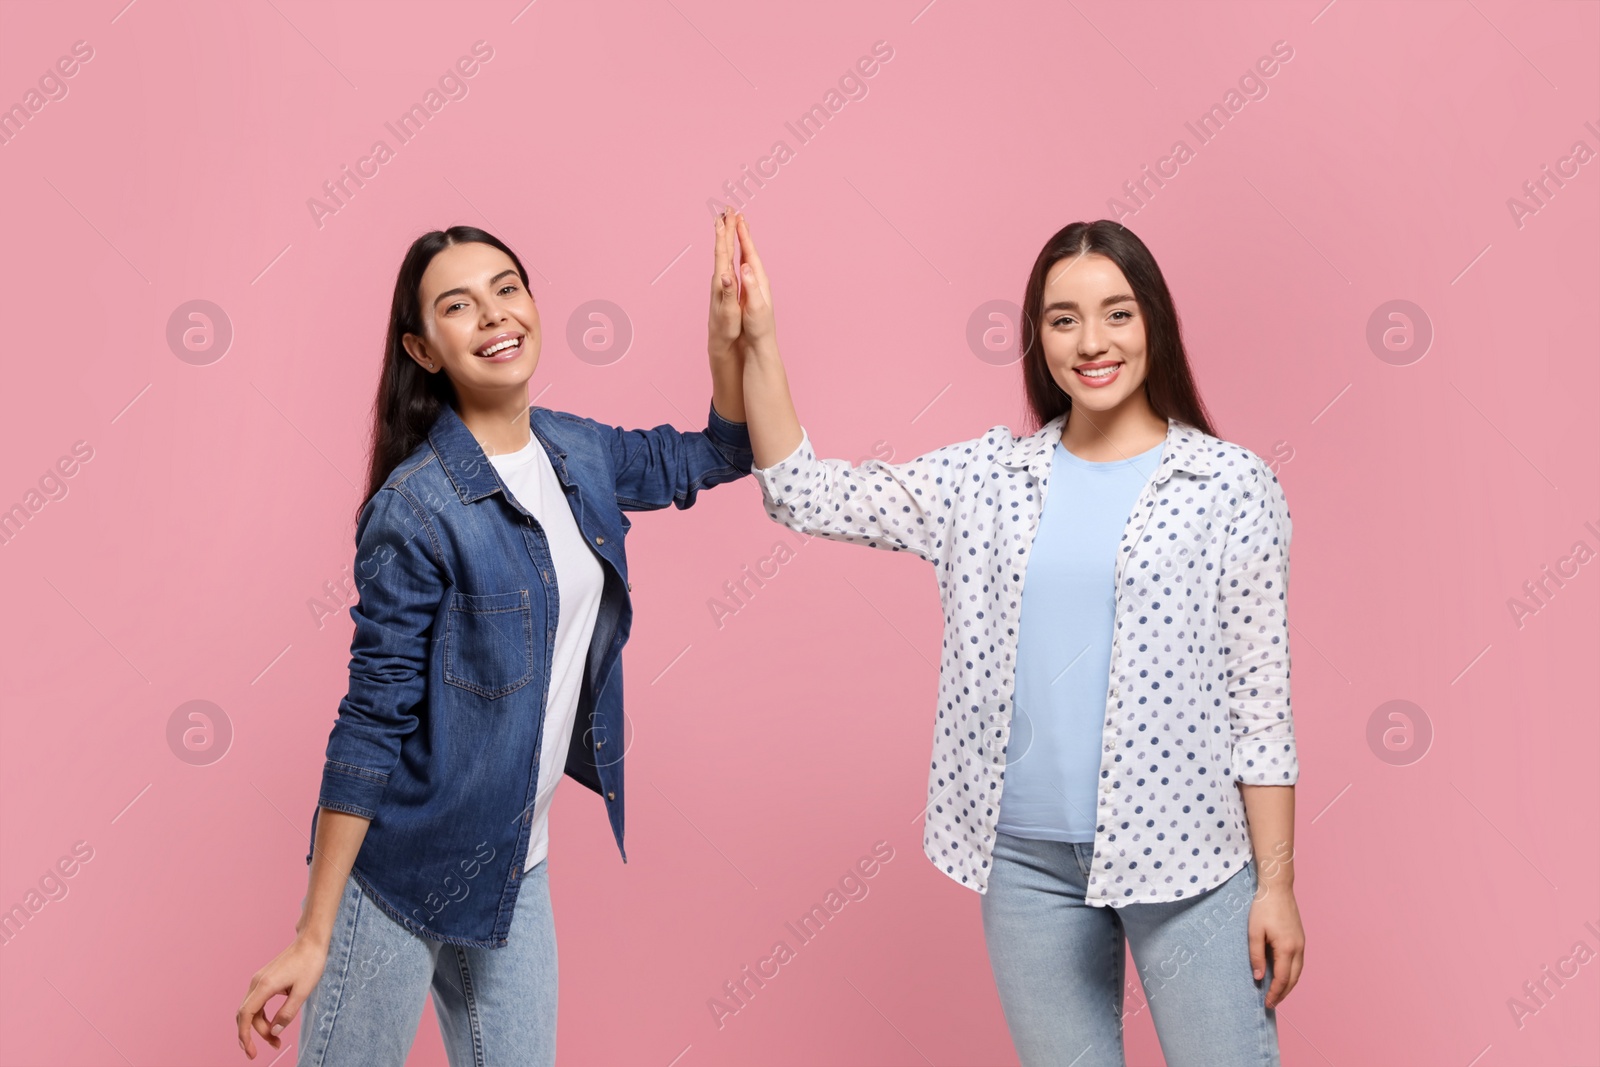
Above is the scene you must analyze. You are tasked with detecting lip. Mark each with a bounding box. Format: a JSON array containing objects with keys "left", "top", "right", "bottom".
[
  {"left": 474, "top": 332, "right": 525, "bottom": 360},
  {"left": 1072, "top": 360, "right": 1123, "bottom": 387}
]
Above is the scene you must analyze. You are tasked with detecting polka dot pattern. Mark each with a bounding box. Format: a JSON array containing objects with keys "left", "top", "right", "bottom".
[{"left": 750, "top": 415, "right": 1297, "bottom": 905}]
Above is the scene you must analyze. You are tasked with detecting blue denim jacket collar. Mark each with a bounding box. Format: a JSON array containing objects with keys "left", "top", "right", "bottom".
[{"left": 430, "top": 403, "right": 575, "bottom": 505}]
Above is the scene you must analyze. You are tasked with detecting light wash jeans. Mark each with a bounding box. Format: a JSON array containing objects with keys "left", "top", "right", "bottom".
[
  {"left": 297, "top": 861, "right": 557, "bottom": 1066},
  {"left": 981, "top": 832, "right": 1281, "bottom": 1067}
]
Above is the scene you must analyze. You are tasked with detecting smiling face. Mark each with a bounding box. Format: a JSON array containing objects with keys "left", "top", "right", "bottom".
[
  {"left": 1037, "top": 252, "right": 1150, "bottom": 415},
  {"left": 402, "top": 241, "right": 541, "bottom": 400}
]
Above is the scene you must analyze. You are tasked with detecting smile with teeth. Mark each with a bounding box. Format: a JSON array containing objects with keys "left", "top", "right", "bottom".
[
  {"left": 477, "top": 337, "right": 522, "bottom": 358},
  {"left": 1074, "top": 361, "right": 1123, "bottom": 384}
]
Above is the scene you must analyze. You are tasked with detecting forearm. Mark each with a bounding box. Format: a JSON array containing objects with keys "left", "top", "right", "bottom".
[
  {"left": 1238, "top": 783, "right": 1295, "bottom": 894},
  {"left": 743, "top": 341, "right": 803, "bottom": 469},
  {"left": 709, "top": 350, "right": 746, "bottom": 425},
  {"left": 296, "top": 808, "right": 370, "bottom": 947}
]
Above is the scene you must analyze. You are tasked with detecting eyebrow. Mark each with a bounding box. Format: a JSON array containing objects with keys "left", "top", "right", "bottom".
[
  {"left": 432, "top": 269, "right": 521, "bottom": 308},
  {"left": 1041, "top": 292, "right": 1137, "bottom": 314}
]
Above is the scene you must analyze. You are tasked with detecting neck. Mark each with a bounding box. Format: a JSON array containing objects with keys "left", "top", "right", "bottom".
[
  {"left": 454, "top": 384, "right": 533, "bottom": 456},
  {"left": 1059, "top": 394, "right": 1168, "bottom": 460}
]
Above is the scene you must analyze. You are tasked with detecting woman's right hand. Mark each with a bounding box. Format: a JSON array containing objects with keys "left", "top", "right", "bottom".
[
  {"left": 236, "top": 935, "right": 328, "bottom": 1059},
  {"left": 728, "top": 211, "right": 802, "bottom": 469},
  {"left": 732, "top": 213, "right": 777, "bottom": 353}
]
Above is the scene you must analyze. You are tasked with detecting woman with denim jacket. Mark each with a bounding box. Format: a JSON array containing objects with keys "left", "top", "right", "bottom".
[
  {"left": 727, "top": 213, "right": 1305, "bottom": 1066},
  {"left": 236, "top": 223, "right": 752, "bottom": 1064}
]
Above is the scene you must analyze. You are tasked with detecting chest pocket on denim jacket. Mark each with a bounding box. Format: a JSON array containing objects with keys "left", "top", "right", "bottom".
[{"left": 444, "top": 589, "right": 535, "bottom": 699}]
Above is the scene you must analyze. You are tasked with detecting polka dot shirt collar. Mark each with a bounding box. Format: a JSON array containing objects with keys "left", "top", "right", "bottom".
[{"left": 998, "top": 413, "right": 1221, "bottom": 481}]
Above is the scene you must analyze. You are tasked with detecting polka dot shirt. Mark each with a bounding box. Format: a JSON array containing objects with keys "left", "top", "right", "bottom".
[{"left": 750, "top": 415, "right": 1297, "bottom": 905}]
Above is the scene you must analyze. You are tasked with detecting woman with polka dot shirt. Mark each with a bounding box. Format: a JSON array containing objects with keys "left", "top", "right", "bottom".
[{"left": 720, "top": 212, "right": 1304, "bottom": 1066}]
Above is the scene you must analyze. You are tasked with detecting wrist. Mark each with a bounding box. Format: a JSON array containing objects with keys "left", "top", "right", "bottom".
[
  {"left": 741, "top": 337, "right": 781, "bottom": 364},
  {"left": 1255, "top": 855, "right": 1295, "bottom": 886},
  {"left": 294, "top": 928, "right": 333, "bottom": 954}
]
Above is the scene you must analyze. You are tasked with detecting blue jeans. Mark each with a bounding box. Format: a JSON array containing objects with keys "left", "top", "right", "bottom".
[
  {"left": 297, "top": 862, "right": 558, "bottom": 1066},
  {"left": 981, "top": 832, "right": 1281, "bottom": 1067}
]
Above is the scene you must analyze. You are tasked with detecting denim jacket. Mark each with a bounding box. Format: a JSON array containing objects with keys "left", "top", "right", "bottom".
[{"left": 305, "top": 400, "right": 752, "bottom": 947}]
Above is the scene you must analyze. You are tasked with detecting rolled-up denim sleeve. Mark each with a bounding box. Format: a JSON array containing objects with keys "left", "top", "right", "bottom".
[
  {"left": 600, "top": 400, "right": 753, "bottom": 511},
  {"left": 317, "top": 486, "right": 445, "bottom": 819},
  {"left": 1220, "top": 459, "right": 1297, "bottom": 785}
]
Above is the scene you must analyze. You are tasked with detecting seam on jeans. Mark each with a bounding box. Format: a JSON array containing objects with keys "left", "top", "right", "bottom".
[
  {"left": 1109, "top": 899, "right": 1126, "bottom": 1054},
  {"left": 1258, "top": 953, "right": 1277, "bottom": 1064},
  {"left": 451, "top": 947, "right": 487, "bottom": 1067},
  {"left": 308, "top": 880, "right": 364, "bottom": 1066}
]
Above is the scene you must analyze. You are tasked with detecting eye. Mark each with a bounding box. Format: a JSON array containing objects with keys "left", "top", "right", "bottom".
[
  {"left": 1109, "top": 309, "right": 1133, "bottom": 321},
  {"left": 499, "top": 283, "right": 520, "bottom": 295},
  {"left": 444, "top": 301, "right": 467, "bottom": 313},
  {"left": 1050, "top": 315, "right": 1075, "bottom": 328}
]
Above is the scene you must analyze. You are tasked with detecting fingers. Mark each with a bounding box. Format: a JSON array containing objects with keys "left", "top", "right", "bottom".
[
  {"left": 1249, "top": 928, "right": 1267, "bottom": 983},
  {"left": 1273, "top": 940, "right": 1304, "bottom": 1007},
  {"left": 268, "top": 985, "right": 311, "bottom": 1044},
  {"left": 734, "top": 215, "right": 771, "bottom": 300},
  {"left": 712, "top": 210, "right": 735, "bottom": 297},
  {"left": 1266, "top": 957, "right": 1289, "bottom": 1008},
  {"left": 238, "top": 967, "right": 300, "bottom": 1057},
  {"left": 739, "top": 262, "right": 764, "bottom": 309},
  {"left": 1262, "top": 935, "right": 1304, "bottom": 1008},
  {"left": 252, "top": 1008, "right": 282, "bottom": 1051},
  {"left": 708, "top": 212, "right": 742, "bottom": 356},
  {"left": 237, "top": 975, "right": 273, "bottom": 1057},
  {"left": 729, "top": 215, "right": 771, "bottom": 322},
  {"left": 734, "top": 212, "right": 765, "bottom": 276}
]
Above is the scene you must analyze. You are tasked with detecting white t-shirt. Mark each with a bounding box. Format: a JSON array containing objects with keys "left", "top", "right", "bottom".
[{"left": 487, "top": 433, "right": 605, "bottom": 871}]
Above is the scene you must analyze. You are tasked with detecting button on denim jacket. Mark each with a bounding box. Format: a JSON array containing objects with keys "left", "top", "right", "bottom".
[{"left": 305, "top": 400, "right": 752, "bottom": 948}]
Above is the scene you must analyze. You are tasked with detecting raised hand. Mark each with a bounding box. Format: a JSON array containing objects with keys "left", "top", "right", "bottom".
[
  {"left": 732, "top": 213, "right": 776, "bottom": 354},
  {"left": 728, "top": 211, "right": 800, "bottom": 467},
  {"left": 709, "top": 208, "right": 742, "bottom": 362}
]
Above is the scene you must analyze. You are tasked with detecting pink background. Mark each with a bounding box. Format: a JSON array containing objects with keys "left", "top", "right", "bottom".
[{"left": 2, "top": 0, "right": 1597, "bottom": 1064}]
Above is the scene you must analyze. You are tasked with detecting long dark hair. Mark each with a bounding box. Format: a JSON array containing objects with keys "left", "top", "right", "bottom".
[
  {"left": 1019, "top": 220, "right": 1215, "bottom": 437},
  {"left": 359, "top": 226, "right": 532, "bottom": 519}
]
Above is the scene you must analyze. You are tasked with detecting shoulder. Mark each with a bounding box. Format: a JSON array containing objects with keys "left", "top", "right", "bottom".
[
  {"left": 884, "top": 425, "right": 1010, "bottom": 481},
  {"left": 382, "top": 438, "right": 440, "bottom": 491},
  {"left": 1189, "top": 429, "right": 1290, "bottom": 534},
  {"left": 954, "top": 415, "right": 1063, "bottom": 473},
  {"left": 1176, "top": 424, "right": 1278, "bottom": 491},
  {"left": 365, "top": 440, "right": 450, "bottom": 548},
  {"left": 532, "top": 405, "right": 616, "bottom": 455},
  {"left": 354, "top": 482, "right": 442, "bottom": 562},
  {"left": 537, "top": 406, "right": 601, "bottom": 432}
]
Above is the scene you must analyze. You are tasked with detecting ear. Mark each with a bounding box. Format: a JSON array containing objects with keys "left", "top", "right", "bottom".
[{"left": 401, "top": 333, "right": 438, "bottom": 373}]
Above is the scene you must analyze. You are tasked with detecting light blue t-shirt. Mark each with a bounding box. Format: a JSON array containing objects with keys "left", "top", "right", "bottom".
[{"left": 995, "top": 436, "right": 1166, "bottom": 843}]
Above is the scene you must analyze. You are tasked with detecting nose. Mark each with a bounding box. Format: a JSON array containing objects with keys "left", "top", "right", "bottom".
[{"left": 1078, "top": 320, "right": 1110, "bottom": 357}]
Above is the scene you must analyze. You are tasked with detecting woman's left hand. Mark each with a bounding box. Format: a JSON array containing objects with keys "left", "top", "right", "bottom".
[{"left": 1248, "top": 880, "right": 1305, "bottom": 1009}]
